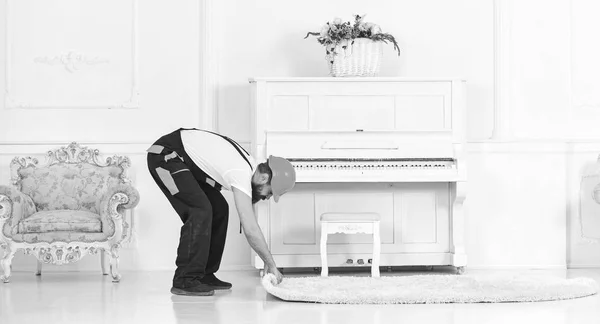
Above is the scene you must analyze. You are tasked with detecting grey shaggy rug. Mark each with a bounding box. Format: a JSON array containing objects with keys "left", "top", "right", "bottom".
[{"left": 262, "top": 273, "right": 599, "bottom": 304}]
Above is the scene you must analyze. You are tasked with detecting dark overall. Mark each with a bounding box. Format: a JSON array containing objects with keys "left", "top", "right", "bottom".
[{"left": 146, "top": 128, "right": 250, "bottom": 288}]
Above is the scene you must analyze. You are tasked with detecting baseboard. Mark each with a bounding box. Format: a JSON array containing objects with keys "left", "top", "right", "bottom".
[
  {"left": 567, "top": 264, "right": 600, "bottom": 269},
  {"left": 466, "top": 265, "right": 567, "bottom": 270},
  {"left": 220, "top": 264, "right": 572, "bottom": 273},
  {"left": 219, "top": 265, "right": 256, "bottom": 272},
  {"left": 9, "top": 265, "right": 581, "bottom": 273},
  {"left": 222, "top": 265, "right": 572, "bottom": 271},
  {"left": 126, "top": 265, "right": 257, "bottom": 272}
]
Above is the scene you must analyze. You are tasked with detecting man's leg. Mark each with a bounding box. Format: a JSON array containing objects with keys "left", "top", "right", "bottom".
[
  {"left": 197, "top": 183, "right": 233, "bottom": 289},
  {"left": 201, "top": 182, "right": 229, "bottom": 275},
  {"left": 147, "top": 153, "right": 214, "bottom": 295}
]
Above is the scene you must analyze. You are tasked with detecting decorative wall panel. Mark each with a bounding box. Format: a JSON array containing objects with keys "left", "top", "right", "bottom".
[{"left": 5, "top": 0, "right": 138, "bottom": 109}]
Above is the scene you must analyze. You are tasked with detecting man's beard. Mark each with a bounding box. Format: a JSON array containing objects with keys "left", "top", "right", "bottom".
[{"left": 251, "top": 182, "right": 268, "bottom": 204}]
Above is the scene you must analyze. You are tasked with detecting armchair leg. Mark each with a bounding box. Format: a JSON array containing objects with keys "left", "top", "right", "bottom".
[
  {"left": 36, "top": 260, "right": 42, "bottom": 276},
  {"left": 1, "top": 247, "right": 16, "bottom": 283},
  {"left": 109, "top": 246, "right": 121, "bottom": 283},
  {"left": 100, "top": 249, "right": 108, "bottom": 275}
]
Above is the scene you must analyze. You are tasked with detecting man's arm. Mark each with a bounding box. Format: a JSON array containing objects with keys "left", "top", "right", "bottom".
[{"left": 232, "top": 187, "right": 282, "bottom": 282}]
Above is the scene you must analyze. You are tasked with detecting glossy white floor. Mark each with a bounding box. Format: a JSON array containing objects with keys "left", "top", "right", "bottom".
[{"left": 1, "top": 267, "right": 599, "bottom": 324}]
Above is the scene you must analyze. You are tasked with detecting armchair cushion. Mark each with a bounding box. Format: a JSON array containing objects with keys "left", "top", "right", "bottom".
[
  {"left": 18, "top": 210, "right": 102, "bottom": 234},
  {"left": 10, "top": 232, "right": 109, "bottom": 244}
]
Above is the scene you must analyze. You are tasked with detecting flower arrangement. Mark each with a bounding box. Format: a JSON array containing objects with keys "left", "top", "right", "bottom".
[{"left": 305, "top": 14, "right": 400, "bottom": 57}]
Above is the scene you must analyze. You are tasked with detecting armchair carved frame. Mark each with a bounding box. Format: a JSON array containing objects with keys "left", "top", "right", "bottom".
[{"left": 0, "top": 143, "right": 140, "bottom": 283}]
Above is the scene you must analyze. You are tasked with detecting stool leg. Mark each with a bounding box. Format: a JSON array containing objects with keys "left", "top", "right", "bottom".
[
  {"left": 372, "top": 222, "right": 381, "bottom": 277},
  {"left": 320, "top": 223, "right": 328, "bottom": 277}
]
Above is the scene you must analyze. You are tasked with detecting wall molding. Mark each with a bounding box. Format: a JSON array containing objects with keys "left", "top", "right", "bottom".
[
  {"left": 0, "top": 142, "right": 151, "bottom": 155},
  {"left": 4, "top": 0, "right": 140, "bottom": 109},
  {"left": 199, "top": 0, "right": 219, "bottom": 131},
  {"left": 238, "top": 139, "right": 600, "bottom": 154},
  {"left": 33, "top": 51, "right": 110, "bottom": 73},
  {"left": 6, "top": 140, "right": 600, "bottom": 155}
]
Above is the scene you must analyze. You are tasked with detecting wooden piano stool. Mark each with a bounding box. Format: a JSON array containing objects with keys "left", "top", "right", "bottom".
[{"left": 320, "top": 213, "right": 381, "bottom": 277}]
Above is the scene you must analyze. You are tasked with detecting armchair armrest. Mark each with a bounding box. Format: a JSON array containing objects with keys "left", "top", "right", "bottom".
[
  {"left": 100, "top": 184, "right": 140, "bottom": 214},
  {"left": 594, "top": 183, "right": 600, "bottom": 204},
  {"left": 99, "top": 184, "right": 140, "bottom": 241},
  {"left": 0, "top": 185, "right": 37, "bottom": 234}
]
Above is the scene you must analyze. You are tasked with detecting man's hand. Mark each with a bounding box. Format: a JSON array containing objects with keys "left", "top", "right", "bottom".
[{"left": 264, "top": 264, "right": 283, "bottom": 285}]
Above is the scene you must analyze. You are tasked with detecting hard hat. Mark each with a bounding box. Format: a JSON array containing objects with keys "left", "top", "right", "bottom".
[{"left": 268, "top": 155, "right": 296, "bottom": 202}]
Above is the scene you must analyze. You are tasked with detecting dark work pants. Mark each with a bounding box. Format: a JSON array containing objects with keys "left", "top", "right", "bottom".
[{"left": 147, "top": 152, "right": 229, "bottom": 288}]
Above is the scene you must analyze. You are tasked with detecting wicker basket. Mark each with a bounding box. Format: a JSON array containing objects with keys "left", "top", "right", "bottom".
[{"left": 327, "top": 38, "right": 383, "bottom": 77}]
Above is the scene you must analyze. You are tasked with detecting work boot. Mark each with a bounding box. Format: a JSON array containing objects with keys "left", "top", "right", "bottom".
[{"left": 199, "top": 273, "right": 232, "bottom": 290}]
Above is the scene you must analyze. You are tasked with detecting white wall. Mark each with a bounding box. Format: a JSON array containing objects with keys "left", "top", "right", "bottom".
[
  {"left": 214, "top": 0, "right": 600, "bottom": 269},
  {"left": 0, "top": 0, "right": 255, "bottom": 273},
  {"left": 1, "top": 0, "right": 600, "bottom": 273}
]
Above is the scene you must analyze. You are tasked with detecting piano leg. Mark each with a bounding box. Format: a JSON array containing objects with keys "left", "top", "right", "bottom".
[
  {"left": 451, "top": 181, "right": 468, "bottom": 271},
  {"left": 371, "top": 222, "right": 380, "bottom": 278},
  {"left": 320, "top": 222, "right": 329, "bottom": 277}
]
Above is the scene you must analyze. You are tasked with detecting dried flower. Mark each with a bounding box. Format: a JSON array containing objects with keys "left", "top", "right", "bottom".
[
  {"left": 354, "top": 14, "right": 366, "bottom": 24},
  {"left": 305, "top": 14, "right": 401, "bottom": 56},
  {"left": 370, "top": 24, "right": 382, "bottom": 35},
  {"left": 320, "top": 25, "right": 329, "bottom": 37}
]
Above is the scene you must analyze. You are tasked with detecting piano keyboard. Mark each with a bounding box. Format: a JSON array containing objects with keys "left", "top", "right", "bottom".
[
  {"left": 289, "top": 158, "right": 455, "bottom": 170},
  {"left": 287, "top": 158, "right": 460, "bottom": 183}
]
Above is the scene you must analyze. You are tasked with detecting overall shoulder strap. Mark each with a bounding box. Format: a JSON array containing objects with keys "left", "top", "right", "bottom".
[
  {"left": 205, "top": 130, "right": 252, "bottom": 170},
  {"left": 180, "top": 128, "right": 252, "bottom": 169}
]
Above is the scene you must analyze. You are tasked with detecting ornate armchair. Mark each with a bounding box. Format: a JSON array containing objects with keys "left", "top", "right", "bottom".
[{"left": 0, "top": 143, "right": 140, "bottom": 283}]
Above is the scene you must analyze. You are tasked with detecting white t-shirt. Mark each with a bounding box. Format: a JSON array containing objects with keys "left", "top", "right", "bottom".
[{"left": 180, "top": 130, "right": 256, "bottom": 198}]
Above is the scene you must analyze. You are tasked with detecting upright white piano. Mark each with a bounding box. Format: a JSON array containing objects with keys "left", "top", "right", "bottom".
[{"left": 249, "top": 77, "right": 467, "bottom": 274}]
